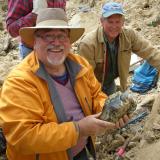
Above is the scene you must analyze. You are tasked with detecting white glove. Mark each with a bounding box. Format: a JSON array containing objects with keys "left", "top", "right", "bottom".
[{"left": 32, "top": 0, "right": 48, "bottom": 14}]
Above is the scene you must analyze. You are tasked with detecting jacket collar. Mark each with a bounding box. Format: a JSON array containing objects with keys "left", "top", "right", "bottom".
[
  {"left": 65, "top": 57, "right": 81, "bottom": 86},
  {"left": 35, "top": 54, "right": 83, "bottom": 87},
  {"left": 97, "top": 26, "right": 104, "bottom": 43}
]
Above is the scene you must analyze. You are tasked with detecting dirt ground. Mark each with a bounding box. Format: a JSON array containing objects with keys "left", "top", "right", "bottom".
[{"left": 0, "top": 0, "right": 160, "bottom": 159}]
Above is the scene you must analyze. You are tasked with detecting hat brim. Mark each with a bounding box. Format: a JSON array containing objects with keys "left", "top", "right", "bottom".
[
  {"left": 19, "top": 26, "right": 85, "bottom": 48},
  {"left": 102, "top": 11, "right": 124, "bottom": 18}
]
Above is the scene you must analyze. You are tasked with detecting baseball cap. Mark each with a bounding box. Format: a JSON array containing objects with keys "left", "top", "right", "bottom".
[{"left": 102, "top": 2, "right": 124, "bottom": 18}]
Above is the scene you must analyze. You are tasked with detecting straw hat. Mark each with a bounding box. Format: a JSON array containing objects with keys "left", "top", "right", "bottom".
[{"left": 19, "top": 8, "right": 85, "bottom": 47}]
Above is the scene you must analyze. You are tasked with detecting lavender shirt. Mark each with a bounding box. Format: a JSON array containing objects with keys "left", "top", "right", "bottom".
[{"left": 53, "top": 79, "right": 87, "bottom": 156}]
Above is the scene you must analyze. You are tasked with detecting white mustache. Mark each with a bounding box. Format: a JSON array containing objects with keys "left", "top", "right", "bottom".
[{"left": 47, "top": 45, "right": 64, "bottom": 50}]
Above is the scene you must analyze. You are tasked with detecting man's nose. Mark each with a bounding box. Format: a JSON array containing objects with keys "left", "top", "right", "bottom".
[{"left": 50, "top": 38, "right": 61, "bottom": 45}]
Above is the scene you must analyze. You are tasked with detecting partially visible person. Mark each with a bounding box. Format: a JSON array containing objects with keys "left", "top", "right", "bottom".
[
  {"left": 0, "top": 8, "right": 129, "bottom": 160},
  {"left": 6, "top": 0, "right": 66, "bottom": 58},
  {"left": 78, "top": 2, "right": 160, "bottom": 96}
]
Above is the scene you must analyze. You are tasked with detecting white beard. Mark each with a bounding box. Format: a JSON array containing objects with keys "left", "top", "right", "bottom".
[{"left": 47, "top": 54, "right": 66, "bottom": 66}]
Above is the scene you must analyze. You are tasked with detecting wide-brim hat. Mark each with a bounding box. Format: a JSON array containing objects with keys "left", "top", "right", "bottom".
[{"left": 19, "top": 8, "right": 85, "bottom": 48}]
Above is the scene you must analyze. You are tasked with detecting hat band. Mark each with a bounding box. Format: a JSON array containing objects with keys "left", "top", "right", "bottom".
[{"left": 37, "top": 20, "right": 69, "bottom": 27}]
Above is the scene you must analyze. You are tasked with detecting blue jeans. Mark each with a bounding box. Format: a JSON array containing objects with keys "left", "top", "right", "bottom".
[
  {"left": 102, "top": 81, "right": 116, "bottom": 96},
  {"left": 19, "top": 43, "right": 32, "bottom": 59}
]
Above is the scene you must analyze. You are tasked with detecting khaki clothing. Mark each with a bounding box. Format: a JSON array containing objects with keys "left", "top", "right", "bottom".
[
  {"left": 0, "top": 52, "right": 107, "bottom": 160},
  {"left": 78, "top": 25, "right": 160, "bottom": 91}
]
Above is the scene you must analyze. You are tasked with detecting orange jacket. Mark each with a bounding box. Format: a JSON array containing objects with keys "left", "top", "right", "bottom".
[{"left": 0, "top": 52, "right": 107, "bottom": 160}]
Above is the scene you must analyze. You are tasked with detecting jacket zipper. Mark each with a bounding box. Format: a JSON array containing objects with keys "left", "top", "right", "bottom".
[{"left": 84, "top": 97, "right": 92, "bottom": 113}]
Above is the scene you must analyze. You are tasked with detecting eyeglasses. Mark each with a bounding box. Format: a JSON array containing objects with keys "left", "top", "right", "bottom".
[{"left": 36, "top": 34, "right": 69, "bottom": 43}]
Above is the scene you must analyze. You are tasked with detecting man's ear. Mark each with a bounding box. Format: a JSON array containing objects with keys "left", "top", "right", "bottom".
[
  {"left": 100, "top": 17, "right": 103, "bottom": 24},
  {"left": 33, "top": 41, "right": 37, "bottom": 50}
]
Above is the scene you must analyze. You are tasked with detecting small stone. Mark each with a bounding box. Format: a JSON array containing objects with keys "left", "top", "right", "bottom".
[
  {"left": 143, "top": 2, "right": 150, "bottom": 8},
  {"left": 0, "top": 21, "right": 3, "bottom": 30},
  {"left": 131, "top": 134, "right": 142, "bottom": 142},
  {"left": 114, "top": 134, "right": 125, "bottom": 142},
  {"left": 108, "top": 139, "right": 124, "bottom": 152},
  {"left": 0, "top": 51, "right": 7, "bottom": 56},
  {"left": 144, "top": 131, "right": 155, "bottom": 143},
  {"left": 128, "top": 142, "right": 137, "bottom": 148},
  {"left": 152, "top": 123, "right": 160, "bottom": 130}
]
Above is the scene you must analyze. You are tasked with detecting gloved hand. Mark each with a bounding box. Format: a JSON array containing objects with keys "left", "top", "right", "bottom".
[
  {"left": 32, "top": 0, "right": 48, "bottom": 14},
  {"left": 99, "top": 91, "right": 136, "bottom": 123}
]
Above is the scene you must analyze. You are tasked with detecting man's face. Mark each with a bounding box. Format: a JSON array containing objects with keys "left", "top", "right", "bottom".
[
  {"left": 34, "top": 29, "right": 71, "bottom": 68},
  {"left": 101, "top": 14, "right": 124, "bottom": 42}
]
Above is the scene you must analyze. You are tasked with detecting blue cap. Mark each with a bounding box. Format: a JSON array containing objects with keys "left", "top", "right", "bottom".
[{"left": 102, "top": 2, "right": 124, "bottom": 18}]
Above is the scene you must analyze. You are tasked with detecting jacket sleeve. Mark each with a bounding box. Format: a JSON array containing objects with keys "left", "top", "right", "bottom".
[
  {"left": 86, "top": 64, "right": 107, "bottom": 114},
  {"left": 0, "top": 76, "right": 78, "bottom": 154},
  {"left": 74, "top": 55, "right": 107, "bottom": 114},
  {"left": 130, "top": 29, "right": 160, "bottom": 70},
  {"left": 6, "top": 0, "right": 37, "bottom": 37}
]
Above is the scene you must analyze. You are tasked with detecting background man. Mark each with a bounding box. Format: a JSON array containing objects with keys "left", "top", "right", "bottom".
[
  {"left": 78, "top": 2, "right": 160, "bottom": 95},
  {"left": 6, "top": 0, "right": 66, "bottom": 58},
  {"left": 0, "top": 8, "right": 129, "bottom": 160}
]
